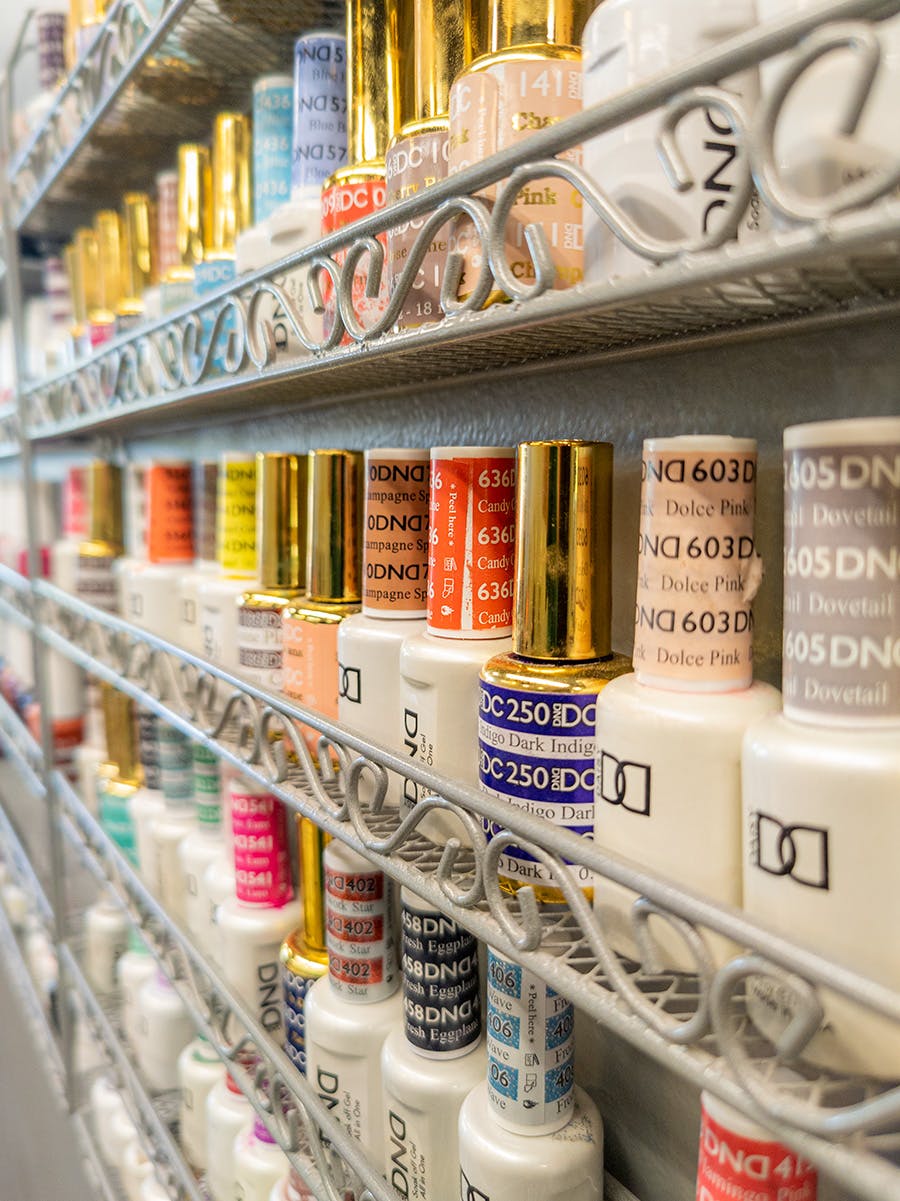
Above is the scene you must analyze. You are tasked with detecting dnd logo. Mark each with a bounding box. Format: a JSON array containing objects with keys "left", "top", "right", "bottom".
[
  {"left": 752, "top": 811, "right": 830, "bottom": 890},
  {"left": 597, "top": 751, "right": 651, "bottom": 816},
  {"left": 459, "top": 1170, "right": 489, "bottom": 1200},
  {"left": 338, "top": 664, "right": 361, "bottom": 703}
]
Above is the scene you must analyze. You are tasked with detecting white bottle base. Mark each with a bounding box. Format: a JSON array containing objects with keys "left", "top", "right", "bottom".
[
  {"left": 458, "top": 1084, "right": 604, "bottom": 1201},
  {"left": 219, "top": 896, "right": 301, "bottom": 1040}
]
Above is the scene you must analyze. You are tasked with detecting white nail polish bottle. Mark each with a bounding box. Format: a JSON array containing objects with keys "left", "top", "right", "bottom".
[
  {"left": 117, "top": 927, "right": 155, "bottom": 1048},
  {"left": 594, "top": 436, "right": 780, "bottom": 968},
  {"left": 179, "top": 745, "right": 226, "bottom": 949},
  {"left": 84, "top": 895, "right": 129, "bottom": 994},
  {"left": 178, "top": 1035, "right": 224, "bottom": 1172},
  {"left": 134, "top": 969, "right": 194, "bottom": 1092},
  {"left": 237, "top": 454, "right": 306, "bottom": 692},
  {"left": 305, "top": 841, "right": 403, "bottom": 1171},
  {"left": 220, "top": 777, "right": 300, "bottom": 1038},
  {"left": 147, "top": 724, "right": 196, "bottom": 926},
  {"left": 399, "top": 448, "right": 515, "bottom": 840},
  {"left": 234, "top": 1117, "right": 291, "bottom": 1201},
  {"left": 338, "top": 449, "right": 430, "bottom": 807},
  {"left": 91, "top": 1076, "right": 129, "bottom": 1161},
  {"left": 121, "top": 462, "right": 195, "bottom": 641},
  {"left": 204, "top": 846, "right": 237, "bottom": 969},
  {"left": 696, "top": 1089, "right": 824, "bottom": 1201},
  {"left": 199, "top": 454, "right": 258, "bottom": 673},
  {"left": 207, "top": 1071, "right": 253, "bottom": 1201},
  {"left": 458, "top": 950, "right": 604, "bottom": 1201},
  {"left": 742, "top": 416, "right": 900, "bottom": 1077},
  {"left": 178, "top": 462, "right": 220, "bottom": 655},
  {"left": 481, "top": 442, "right": 631, "bottom": 901},
  {"left": 581, "top": 0, "right": 764, "bottom": 285},
  {"left": 381, "top": 891, "right": 486, "bottom": 1201},
  {"left": 130, "top": 711, "right": 166, "bottom": 893}
]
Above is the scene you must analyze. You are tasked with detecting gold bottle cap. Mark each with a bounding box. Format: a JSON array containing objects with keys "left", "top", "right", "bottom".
[
  {"left": 211, "top": 113, "right": 252, "bottom": 258},
  {"left": 257, "top": 453, "right": 307, "bottom": 592},
  {"left": 64, "top": 240, "right": 87, "bottom": 331},
  {"left": 86, "top": 460, "right": 124, "bottom": 551},
  {"left": 514, "top": 440, "right": 613, "bottom": 660},
  {"left": 299, "top": 817, "right": 328, "bottom": 954},
  {"left": 101, "top": 684, "right": 141, "bottom": 786},
  {"left": 346, "top": 0, "right": 401, "bottom": 168},
  {"left": 481, "top": 0, "right": 588, "bottom": 55},
  {"left": 94, "top": 209, "right": 123, "bottom": 322},
  {"left": 397, "top": 0, "right": 472, "bottom": 130},
  {"left": 175, "top": 143, "right": 212, "bottom": 278},
  {"left": 120, "top": 192, "right": 157, "bottom": 316},
  {"left": 306, "top": 449, "right": 363, "bottom": 603},
  {"left": 76, "top": 226, "right": 101, "bottom": 322}
]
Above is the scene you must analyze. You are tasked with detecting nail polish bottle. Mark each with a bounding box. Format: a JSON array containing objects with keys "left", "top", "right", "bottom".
[
  {"left": 594, "top": 436, "right": 780, "bottom": 968},
  {"left": 84, "top": 895, "right": 129, "bottom": 994},
  {"left": 448, "top": 0, "right": 587, "bottom": 300},
  {"left": 193, "top": 114, "right": 252, "bottom": 373},
  {"left": 381, "top": 891, "right": 486, "bottom": 1201},
  {"left": 178, "top": 1035, "right": 224, "bottom": 1172},
  {"left": 399, "top": 447, "right": 514, "bottom": 839},
  {"left": 320, "top": 2, "right": 396, "bottom": 336},
  {"left": 179, "top": 745, "right": 226, "bottom": 949},
  {"left": 581, "top": 0, "right": 763, "bottom": 285},
  {"left": 219, "top": 776, "right": 301, "bottom": 1038},
  {"left": 178, "top": 461, "right": 220, "bottom": 655},
  {"left": 280, "top": 818, "right": 329, "bottom": 1074},
  {"left": 206, "top": 1071, "right": 253, "bottom": 1201},
  {"left": 76, "top": 461, "right": 123, "bottom": 614},
  {"left": 117, "top": 927, "right": 155, "bottom": 1049},
  {"left": 234, "top": 1117, "right": 291, "bottom": 1201},
  {"left": 458, "top": 949, "right": 604, "bottom": 1200},
  {"left": 122, "top": 461, "right": 195, "bottom": 641},
  {"left": 338, "top": 449, "right": 430, "bottom": 805},
  {"left": 385, "top": 0, "right": 474, "bottom": 328},
  {"left": 305, "top": 841, "right": 402, "bottom": 1171},
  {"left": 743, "top": 416, "right": 900, "bottom": 1077},
  {"left": 237, "top": 453, "right": 307, "bottom": 692},
  {"left": 91, "top": 210, "right": 123, "bottom": 349},
  {"left": 118, "top": 191, "right": 157, "bottom": 334},
  {"left": 161, "top": 144, "right": 211, "bottom": 315},
  {"left": 146, "top": 723, "right": 196, "bottom": 925},
  {"left": 282, "top": 449, "right": 363, "bottom": 751},
  {"left": 134, "top": 969, "right": 194, "bottom": 1092},
  {"left": 480, "top": 441, "right": 631, "bottom": 899},
  {"left": 199, "top": 453, "right": 258, "bottom": 673},
  {"left": 97, "top": 685, "right": 143, "bottom": 868}
]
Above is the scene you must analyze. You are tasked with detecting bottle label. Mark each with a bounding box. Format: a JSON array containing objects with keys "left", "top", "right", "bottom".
[
  {"left": 385, "top": 129, "right": 450, "bottom": 328},
  {"left": 146, "top": 463, "right": 194, "bottom": 564},
  {"left": 292, "top": 34, "right": 348, "bottom": 195},
  {"left": 193, "top": 258, "right": 238, "bottom": 373},
  {"left": 634, "top": 446, "right": 759, "bottom": 688},
  {"left": 324, "top": 857, "right": 398, "bottom": 1001},
  {"left": 159, "top": 725, "right": 193, "bottom": 804},
  {"left": 237, "top": 602, "right": 284, "bottom": 691},
  {"left": 193, "top": 744, "right": 221, "bottom": 826},
  {"left": 230, "top": 790, "right": 293, "bottom": 906},
  {"left": 98, "top": 783, "right": 138, "bottom": 866},
  {"left": 485, "top": 950, "right": 574, "bottom": 1129},
  {"left": 196, "top": 462, "right": 219, "bottom": 563},
  {"left": 427, "top": 452, "right": 516, "bottom": 636},
  {"left": 217, "top": 457, "right": 256, "bottom": 576},
  {"left": 283, "top": 966, "right": 316, "bottom": 1074},
  {"left": 320, "top": 177, "right": 389, "bottom": 340},
  {"left": 362, "top": 453, "right": 430, "bottom": 617},
  {"left": 75, "top": 553, "right": 118, "bottom": 611},
  {"left": 156, "top": 171, "right": 180, "bottom": 282},
  {"left": 282, "top": 614, "right": 340, "bottom": 752},
  {"left": 449, "top": 59, "right": 584, "bottom": 296},
  {"left": 696, "top": 1101, "right": 818, "bottom": 1201},
  {"left": 63, "top": 467, "right": 87, "bottom": 540},
  {"left": 253, "top": 76, "right": 293, "bottom": 224},
  {"left": 401, "top": 899, "right": 480, "bottom": 1056},
  {"left": 138, "top": 711, "right": 161, "bottom": 790},
  {"left": 478, "top": 680, "right": 596, "bottom": 889},
  {"left": 782, "top": 439, "right": 900, "bottom": 723}
]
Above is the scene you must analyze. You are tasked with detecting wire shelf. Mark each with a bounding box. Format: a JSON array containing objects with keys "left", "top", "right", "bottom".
[{"left": 0, "top": 566, "right": 897, "bottom": 1201}]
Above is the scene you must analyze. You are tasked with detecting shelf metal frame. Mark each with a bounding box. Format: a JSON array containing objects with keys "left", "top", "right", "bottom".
[
  {"left": 14, "top": 0, "right": 900, "bottom": 444},
  {"left": 0, "top": 564, "right": 896, "bottom": 1200}
]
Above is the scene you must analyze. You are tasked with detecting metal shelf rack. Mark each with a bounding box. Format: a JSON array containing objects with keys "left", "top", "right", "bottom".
[{"left": 1, "top": 0, "right": 898, "bottom": 1198}]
